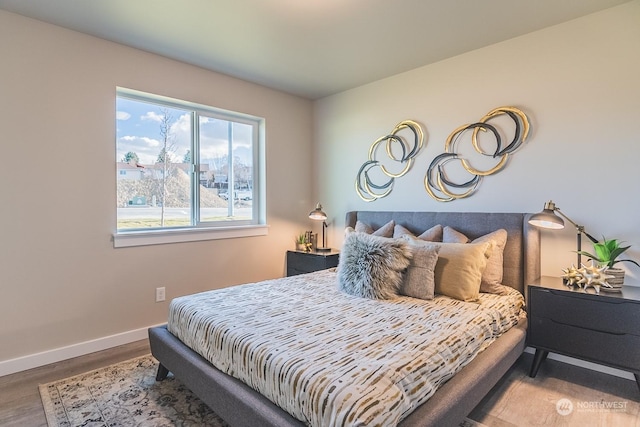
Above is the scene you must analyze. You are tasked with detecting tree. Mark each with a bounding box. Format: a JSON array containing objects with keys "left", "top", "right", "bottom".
[
  {"left": 122, "top": 151, "right": 139, "bottom": 165},
  {"left": 183, "top": 150, "right": 192, "bottom": 163},
  {"left": 233, "top": 156, "right": 252, "bottom": 190},
  {"left": 156, "top": 108, "right": 176, "bottom": 226},
  {"left": 156, "top": 148, "right": 173, "bottom": 164}
]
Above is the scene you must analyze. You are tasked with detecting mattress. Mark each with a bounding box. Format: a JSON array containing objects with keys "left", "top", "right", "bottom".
[{"left": 168, "top": 268, "right": 525, "bottom": 427}]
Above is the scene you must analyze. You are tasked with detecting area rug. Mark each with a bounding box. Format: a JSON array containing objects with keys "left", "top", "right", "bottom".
[
  {"left": 40, "top": 354, "right": 487, "bottom": 427},
  {"left": 39, "top": 354, "right": 228, "bottom": 427}
]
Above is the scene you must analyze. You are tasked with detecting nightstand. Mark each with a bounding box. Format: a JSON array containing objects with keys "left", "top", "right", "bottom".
[
  {"left": 527, "top": 276, "right": 640, "bottom": 391},
  {"left": 286, "top": 250, "right": 339, "bottom": 277}
]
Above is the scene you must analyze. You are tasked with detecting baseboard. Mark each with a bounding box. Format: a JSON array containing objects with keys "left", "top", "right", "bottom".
[
  {"left": 0, "top": 323, "right": 165, "bottom": 377},
  {"left": 523, "top": 346, "right": 635, "bottom": 381}
]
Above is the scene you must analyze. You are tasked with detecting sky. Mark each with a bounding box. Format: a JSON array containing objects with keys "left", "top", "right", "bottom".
[{"left": 116, "top": 97, "right": 253, "bottom": 166}]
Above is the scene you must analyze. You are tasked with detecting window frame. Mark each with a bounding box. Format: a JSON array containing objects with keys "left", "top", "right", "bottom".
[{"left": 114, "top": 87, "right": 267, "bottom": 248}]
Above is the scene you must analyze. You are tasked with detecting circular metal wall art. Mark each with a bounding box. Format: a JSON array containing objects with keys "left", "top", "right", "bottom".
[
  {"left": 424, "top": 106, "right": 530, "bottom": 202},
  {"left": 354, "top": 107, "right": 530, "bottom": 203},
  {"left": 356, "top": 120, "right": 425, "bottom": 202}
]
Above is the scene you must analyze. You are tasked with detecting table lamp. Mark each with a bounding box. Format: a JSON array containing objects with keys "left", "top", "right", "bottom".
[
  {"left": 309, "top": 203, "right": 331, "bottom": 252},
  {"left": 528, "top": 200, "right": 598, "bottom": 266}
]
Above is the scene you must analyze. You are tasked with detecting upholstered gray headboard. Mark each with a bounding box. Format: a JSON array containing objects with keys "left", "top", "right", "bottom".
[{"left": 345, "top": 211, "right": 540, "bottom": 294}]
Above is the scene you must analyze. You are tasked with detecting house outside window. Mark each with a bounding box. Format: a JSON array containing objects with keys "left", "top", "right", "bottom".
[{"left": 114, "top": 88, "right": 266, "bottom": 247}]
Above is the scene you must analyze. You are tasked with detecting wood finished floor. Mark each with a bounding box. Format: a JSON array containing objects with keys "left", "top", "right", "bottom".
[
  {"left": 469, "top": 352, "right": 639, "bottom": 427},
  {"left": 0, "top": 340, "right": 637, "bottom": 427}
]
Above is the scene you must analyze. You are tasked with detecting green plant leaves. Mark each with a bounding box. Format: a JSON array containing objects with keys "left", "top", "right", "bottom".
[{"left": 577, "top": 237, "right": 639, "bottom": 268}]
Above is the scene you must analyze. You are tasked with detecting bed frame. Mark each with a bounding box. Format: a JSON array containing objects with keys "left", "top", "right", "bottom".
[{"left": 149, "top": 211, "right": 540, "bottom": 427}]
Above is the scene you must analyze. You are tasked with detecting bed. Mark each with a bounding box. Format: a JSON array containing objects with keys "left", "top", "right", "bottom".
[{"left": 149, "top": 211, "right": 540, "bottom": 427}]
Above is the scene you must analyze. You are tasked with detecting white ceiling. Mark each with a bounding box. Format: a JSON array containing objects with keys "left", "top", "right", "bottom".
[{"left": 0, "top": 0, "right": 631, "bottom": 99}]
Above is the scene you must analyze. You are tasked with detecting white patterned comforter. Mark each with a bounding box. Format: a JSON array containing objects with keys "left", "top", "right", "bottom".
[{"left": 168, "top": 269, "right": 524, "bottom": 427}]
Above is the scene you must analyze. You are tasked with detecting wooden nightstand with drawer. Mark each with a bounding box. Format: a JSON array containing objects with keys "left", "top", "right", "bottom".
[
  {"left": 527, "top": 276, "right": 640, "bottom": 391},
  {"left": 286, "top": 250, "right": 340, "bottom": 277}
]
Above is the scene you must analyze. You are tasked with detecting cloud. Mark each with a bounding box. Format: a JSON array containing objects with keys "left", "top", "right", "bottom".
[
  {"left": 171, "top": 113, "right": 192, "bottom": 135},
  {"left": 166, "top": 114, "right": 192, "bottom": 159},
  {"left": 116, "top": 111, "right": 131, "bottom": 120},
  {"left": 199, "top": 118, "right": 253, "bottom": 150},
  {"left": 120, "top": 135, "right": 160, "bottom": 147},
  {"left": 117, "top": 136, "right": 162, "bottom": 164},
  {"left": 141, "top": 111, "right": 164, "bottom": 122},
  {"left": 199, "top": 142, "right": 227, "bottom": 159}
]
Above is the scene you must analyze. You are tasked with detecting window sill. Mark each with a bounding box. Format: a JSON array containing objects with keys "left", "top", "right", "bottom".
[{"left": 113, "top": 224, "right": 269, "bottom": 248}]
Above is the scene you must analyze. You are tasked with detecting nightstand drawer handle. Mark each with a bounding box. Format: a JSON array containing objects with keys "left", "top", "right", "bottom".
[{"left": 549, "top": 319, "right": 626, "bottom": 336}]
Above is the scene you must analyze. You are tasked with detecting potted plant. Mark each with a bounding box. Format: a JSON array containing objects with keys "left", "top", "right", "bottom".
[
  {"left": 577, "top": 238, "right": 640, "bottom": 286},
  {"left": 296, "top": 233, "right": 309, "bottom": 252}
]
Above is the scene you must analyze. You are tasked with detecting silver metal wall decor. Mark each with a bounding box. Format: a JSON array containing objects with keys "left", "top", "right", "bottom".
[
  {"left": 424, "top": 106, "right": 530, "bottom": 202},
  {"left": 355, "top": 120, "right": 425, "bottom": 202}
]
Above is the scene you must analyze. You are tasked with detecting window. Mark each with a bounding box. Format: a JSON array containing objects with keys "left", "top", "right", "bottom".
[{"left": 115, "top": 88, "right": 266, "bottom": 247}]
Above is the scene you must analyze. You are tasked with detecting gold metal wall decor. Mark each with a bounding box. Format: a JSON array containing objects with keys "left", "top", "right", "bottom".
[
  {"left": 424, "top": 106, "right": 530, "bottom": 202},
  {"left": 356, "top": 120, "right": 425, "bottom": 202}
]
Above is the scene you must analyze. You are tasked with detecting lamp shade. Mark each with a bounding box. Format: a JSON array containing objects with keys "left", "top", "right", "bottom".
[
  {"left": 308, "top": 203, "right": 327, "bottom": 221},
  {"left": 528, "top": 200, "right": 599, "bottom": 267},
  {"left": 528, "top": 201, "right": 564, "bottom": 229}
]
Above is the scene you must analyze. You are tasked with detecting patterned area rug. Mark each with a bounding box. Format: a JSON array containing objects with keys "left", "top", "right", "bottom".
[
  {"left": 39, "top": 354, "right": 487, "bottom": 427},
  {"left": 39, "top": 355, "right": 228, "bottom": 427}
]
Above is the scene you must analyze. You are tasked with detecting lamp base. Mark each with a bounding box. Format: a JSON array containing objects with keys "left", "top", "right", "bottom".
[{"left": 315, "top": 247, "right": 332, "bottom": 252}]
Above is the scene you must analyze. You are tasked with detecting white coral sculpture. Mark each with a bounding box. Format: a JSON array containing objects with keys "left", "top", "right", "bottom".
[
  {"left": 561, "top": 262, "right": 615, "bottom": 294},
  {"left": 561, "top": 265, "right": 582, "bottom": 287},
  {"left": 577, "top": 262, "right": 615, "bottom": 294}
]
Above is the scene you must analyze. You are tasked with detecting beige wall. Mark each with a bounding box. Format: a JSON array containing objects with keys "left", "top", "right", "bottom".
[
  {"left": 314, "top": 1, "right": 640, "bottom": 281},
  {"left": 0, "top": 10, "right": 315, "bottom": 364}
]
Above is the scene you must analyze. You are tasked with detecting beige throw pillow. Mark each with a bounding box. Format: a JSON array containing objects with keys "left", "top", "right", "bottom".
[
  {"left": 440, "top": 226, "right": 509, "bottom": 295},
  {"left": 472, "top": 229, "right": 508, "bottom": 294},
  {"left": 404, "top": 238, "right": 492, "bottom": 302}
]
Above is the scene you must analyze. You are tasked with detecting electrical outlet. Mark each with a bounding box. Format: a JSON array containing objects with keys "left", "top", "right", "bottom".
[{"left": 155, "top": 287, "right": 166, "bottom": 302}]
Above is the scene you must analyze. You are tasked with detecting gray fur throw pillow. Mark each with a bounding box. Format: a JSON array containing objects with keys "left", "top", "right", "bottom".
[{"left": 337, "top": 232, "right": 412, "bottom": 299}]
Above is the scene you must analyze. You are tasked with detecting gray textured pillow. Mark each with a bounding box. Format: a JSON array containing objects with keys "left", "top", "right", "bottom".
[
  {"left": 443, "top": 225, "right": 470, "bottom": 243},
  {"left": 393, "top": 224, "right": 443, "bottom": 242},
  {"left": 337, "top": 232, "right": 411, "bottom": 299},
  {"left": 355, "top": 220, "right": 395, "bottom": 237},
  {"left": 418, "top": 224, "right": 444, "bottom": 242},
  {"left": 393, "top": 224, "right": 415, "bottom": 238},
  {"left": 400, "top": 245, "right": 440, "bottom": 300}
]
